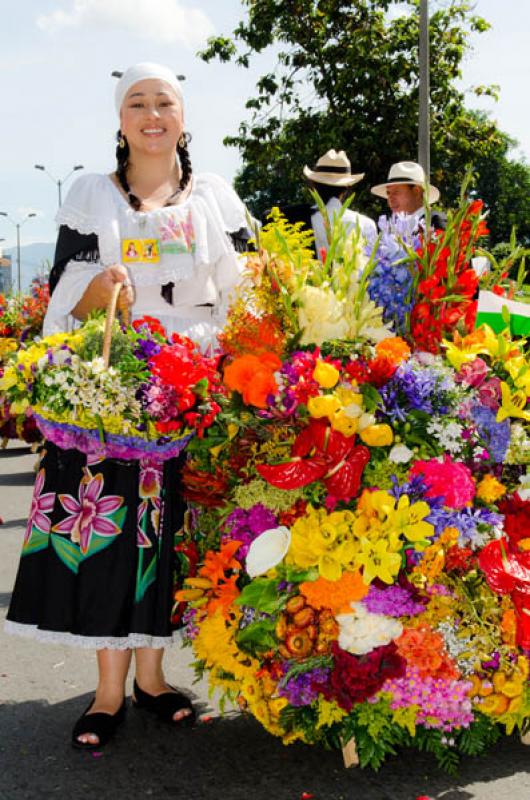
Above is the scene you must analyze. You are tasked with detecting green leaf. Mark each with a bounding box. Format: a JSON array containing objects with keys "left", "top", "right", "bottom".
[
  {"left": 50, "top": 534, "right": 82, "bottom": 574},
  {"left": 22, "top": 527, "right": 49, "bottom": 556},
  {"left": 235, "top": 578, "right": 284, "bottom": 613},
  {"left": 236, "top": 620, "right": 277, "bottom": 655}
]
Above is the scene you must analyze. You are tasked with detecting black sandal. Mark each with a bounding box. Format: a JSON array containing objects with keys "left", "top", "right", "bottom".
[
  {"left": 132, "top": 680, "right": 195, "bottom": 726},
  {"left": 71, "top": 699, "right": 127, "bottom": 750}
]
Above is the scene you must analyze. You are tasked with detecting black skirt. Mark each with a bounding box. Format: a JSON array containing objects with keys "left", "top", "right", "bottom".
[{"left": 6, "top": 443, "right": 186, "bottom": 649}]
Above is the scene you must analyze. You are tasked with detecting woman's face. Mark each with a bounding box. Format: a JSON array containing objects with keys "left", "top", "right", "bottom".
[{"left": 120, "top": 78, "right": 184, "bottom": 155}]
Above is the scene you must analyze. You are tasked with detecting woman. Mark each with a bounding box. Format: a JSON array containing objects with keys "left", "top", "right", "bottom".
[{"left": 6, "top": 62, "right": 249, "bottom": 749}]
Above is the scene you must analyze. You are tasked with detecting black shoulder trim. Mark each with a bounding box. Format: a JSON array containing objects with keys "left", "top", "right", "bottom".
[{"left": 49, "top": 226, "right": 100, "bottom": 295}]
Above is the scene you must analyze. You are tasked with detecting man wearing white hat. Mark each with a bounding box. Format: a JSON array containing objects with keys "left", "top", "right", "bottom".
[
  {"left": 371, "top": 161, "right": 446, "bottom": 230},
  {"left": 278, "top": 149, "right": 376, "bottom": 260}
]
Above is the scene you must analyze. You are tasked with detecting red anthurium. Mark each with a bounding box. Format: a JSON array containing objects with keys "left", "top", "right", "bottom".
[{"left": 257, "top": 419, "right": 370, "bottom": 501}]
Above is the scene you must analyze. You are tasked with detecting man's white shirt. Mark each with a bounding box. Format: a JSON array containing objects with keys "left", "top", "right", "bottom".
[{"left": 311, "top": 197, "right": 377, "bottom": 260}]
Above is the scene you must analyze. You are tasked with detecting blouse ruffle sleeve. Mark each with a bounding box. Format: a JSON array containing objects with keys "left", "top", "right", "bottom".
[
  {"left": 193, "top": 173, "right": 248, "bottom": 294},
  {"left": 55, "top": 173, "right": 121, "bottom": 265},
  {"left": 43, "top": 260, "right": 102, "bottom": 336}
]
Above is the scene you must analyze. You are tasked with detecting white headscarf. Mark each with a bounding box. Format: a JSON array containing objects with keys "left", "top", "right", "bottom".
[{"left": 115, "top": 62, "right": 184, "bottom": 113}]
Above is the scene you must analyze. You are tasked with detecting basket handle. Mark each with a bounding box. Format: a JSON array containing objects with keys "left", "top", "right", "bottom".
[{"left": 102, "top": 282, "right": 131, "bottom": 368}]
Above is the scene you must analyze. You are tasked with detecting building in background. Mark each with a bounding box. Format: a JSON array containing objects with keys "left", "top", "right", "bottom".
[{"left": 0, "top": 249, "right": 12, "bottom": 293}]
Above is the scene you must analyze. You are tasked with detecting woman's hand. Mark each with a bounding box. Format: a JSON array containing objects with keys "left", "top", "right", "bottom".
[{"left": 72, "top": 264, "right": 134, "bottom": 321}]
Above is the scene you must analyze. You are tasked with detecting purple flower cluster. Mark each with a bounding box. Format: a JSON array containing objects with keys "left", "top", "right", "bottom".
[
  {"left": 471, "top": 404, "right": 511, "bottom": 463},
  {"left": 134, "top": 336, "right": 161, "bottom": 361},
  {"left": 181, "top": 608, "right": 200, "bottom": 641},
  {"left": 426, "top": 506, "right": 503, "bottom": 546},
  {"left": 380, "top": 361, "right": 453, "bottom": 421},
  {"left": 363, "top": 584, "right": 426, "bottom": 617},
  {"left": 222, "top": 504, "right": 278, "bottom": 559},
  {"left": 365, "top": 217, "right": 419, "bottom": 335},
  {"left": 278, "top": 666, "right": 330, "bottom": 707},
  {"left": 383, "top": 667, "right": 474, "bottom": 731}
]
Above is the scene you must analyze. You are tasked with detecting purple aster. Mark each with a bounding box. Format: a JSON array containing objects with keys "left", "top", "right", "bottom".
[
  {"left": 278, "top": 666, "right": 330, "bottom": 707},
  {"left": 134, "top": 337, "right": 161, "bottom": 361},
  {"left": 363, "top": 584, "right": 426, "bottom": 617}
]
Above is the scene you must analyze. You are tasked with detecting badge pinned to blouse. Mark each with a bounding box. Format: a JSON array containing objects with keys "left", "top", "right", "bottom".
[{"left": 122, "top": 238, "right": 160, "bottom": 264}]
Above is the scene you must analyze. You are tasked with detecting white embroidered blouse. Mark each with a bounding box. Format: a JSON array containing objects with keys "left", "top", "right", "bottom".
[{"left": 43, "top": 172, "right": 248, "bottom": 349}]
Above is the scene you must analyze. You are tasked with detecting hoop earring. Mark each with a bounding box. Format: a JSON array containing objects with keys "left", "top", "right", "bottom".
[
  {"left": 178, "top": 132, "right": 191, "bottom": 147},
  {"left": 119, "top": 135, "right": 126, "bottom": 149}
]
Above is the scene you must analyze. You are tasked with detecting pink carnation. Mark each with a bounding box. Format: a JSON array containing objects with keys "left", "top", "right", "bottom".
[
  {"left": 409, "top": 455, "right": 475, "bottom": 509},
  {"left": 476, "top": 377, "right": 502, "bottom": 411},
  {"left": 455, "top": 357, "right": 489, "bottom": 388}
]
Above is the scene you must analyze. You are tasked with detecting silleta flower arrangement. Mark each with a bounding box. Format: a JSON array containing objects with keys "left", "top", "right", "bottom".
[
  {"left": 0, "top": 315, "right": 222, "bottom": 460},
  {"left": 177, "top": 204, "right": 530, "bottom": 771},
  {"left": 0, "top": 278, "right": 50, "bottom": 444}
]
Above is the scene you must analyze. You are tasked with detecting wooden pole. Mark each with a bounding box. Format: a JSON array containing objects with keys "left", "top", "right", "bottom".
[{"left": 418, "top": 0, "right": 430, "bottom": 179}]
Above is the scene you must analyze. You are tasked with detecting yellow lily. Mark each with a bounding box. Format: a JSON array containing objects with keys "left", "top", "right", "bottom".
[
  {"left": 497, "top": 382, "right": 530, "bottom": 423},
  {"left": 356, "top": 537, "right": 402, "bottom": 585}
]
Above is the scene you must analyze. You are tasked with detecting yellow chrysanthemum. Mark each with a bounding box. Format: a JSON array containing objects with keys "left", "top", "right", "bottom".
[{"left": 476, "top": 475, "right": 507, "bottom": 504}]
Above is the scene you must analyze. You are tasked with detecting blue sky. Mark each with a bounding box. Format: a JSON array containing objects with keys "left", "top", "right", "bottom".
[{"left": 0, "top": 0, "right": 527, "bottom": 251}]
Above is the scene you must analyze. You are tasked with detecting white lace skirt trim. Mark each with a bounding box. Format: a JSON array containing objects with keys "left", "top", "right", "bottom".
[{"left": 4, "top": 620, "right": 180, "bottom": 650}]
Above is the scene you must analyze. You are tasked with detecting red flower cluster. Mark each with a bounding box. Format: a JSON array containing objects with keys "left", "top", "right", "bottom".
[
  {"left": 324, "top": 641, "right": 406, "bottom": 711},
  {"left": 480, "top": 492, "right": 530, "bottom": 649},
  {"left": 132, "top": 315, "right": 167, "bottom": 337},
  {"left": 445, "top": 545, "right": 477, "bottom": 574},
  {"left": 498, "top": 493, "right": 530, "bottom": 550},
  {"left": 410, "top": 201, "right": 487, "bottom": 353}
]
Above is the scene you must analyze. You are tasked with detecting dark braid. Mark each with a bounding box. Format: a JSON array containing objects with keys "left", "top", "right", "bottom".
[
  {"left": 115, "top": 131, "right": 142, "bottom": 210},
  {"left": 177, "top": 135, "right": 193, "bottom": 192}
]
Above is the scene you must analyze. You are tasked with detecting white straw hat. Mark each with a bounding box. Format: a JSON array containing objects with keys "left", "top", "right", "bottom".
[
  {"left": 303, "top": 149, "right": 364, "bottom": 187},
  {"left": 371, "top": 161, "right": 440, "bottom": 204}
]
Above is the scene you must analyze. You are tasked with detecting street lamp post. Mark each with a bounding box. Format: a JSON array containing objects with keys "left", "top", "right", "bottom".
[
  {"left": 0, "top": 212, "right": 37, "bottom": 293},
  {"left": 418, "top": 0, "right": 430, "bottom": 179},
  {"left": 34, "top": 164, "right": 84, "bottom": 207}
]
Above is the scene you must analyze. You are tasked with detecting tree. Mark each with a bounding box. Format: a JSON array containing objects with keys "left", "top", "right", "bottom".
[{"left": 200, "top": 0, "right": 517, "bottom": 235}]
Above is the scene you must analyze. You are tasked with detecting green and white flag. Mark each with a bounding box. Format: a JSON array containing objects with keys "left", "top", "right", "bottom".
[{"left": 475, "top": 290, "right": 530, "bottom": 335}]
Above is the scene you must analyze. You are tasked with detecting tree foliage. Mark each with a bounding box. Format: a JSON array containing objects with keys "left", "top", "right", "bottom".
[{"left": 201, "top": 0, "right": 528, "bottom": 243}]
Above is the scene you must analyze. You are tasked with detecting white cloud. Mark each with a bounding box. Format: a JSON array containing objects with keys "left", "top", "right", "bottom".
[{"left": 36, "top": 0, "right": 215, "bottom": 48}]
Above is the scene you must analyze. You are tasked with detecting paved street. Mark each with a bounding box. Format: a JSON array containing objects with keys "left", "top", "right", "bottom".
[{"left": 1, "top": 441, "right": 529, "bottom": 800}]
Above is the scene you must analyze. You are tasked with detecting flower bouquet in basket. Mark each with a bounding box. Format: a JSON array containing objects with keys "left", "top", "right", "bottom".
[
  {"left": 0, "top": 278, "right": 50, "bottom": 444},
  {"left": 0, "top": 307, "right": 222, "bottom": 462},
  {"left": 176, "top": 201, "right": 530, "bottom": 772}
]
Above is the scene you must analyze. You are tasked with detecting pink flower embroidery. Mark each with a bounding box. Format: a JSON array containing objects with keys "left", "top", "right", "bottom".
[
  {"left": 139, "top": 461, "right": 163, "bottom": 499},
  {"left": 137, "top": 497, "right": 161, "bottom": 548},
  {"left": 137, "top": 500, "right": 152, "bottom": 548},
  {"left": 159, "top": 216, "right": 184, "bottom": 243},
  {"left": 25, "top": 468, "right": 55, "bottom": 544},
  {"left": 53, "top": 470, "right": 124, "bottom": 555}
]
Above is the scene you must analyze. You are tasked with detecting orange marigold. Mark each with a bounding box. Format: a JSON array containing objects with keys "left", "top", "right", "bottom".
[
  {"left": 375, "top": 336, "right": 411, "bottom": 366},
  {"left": 300, "top": 570, "right": 368, "bottom": 614},
  {"left": 223, "top": 352, "right": 281, "bottom": 408}
]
